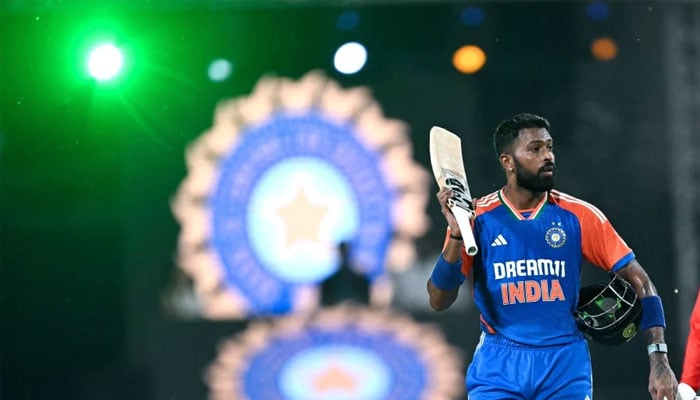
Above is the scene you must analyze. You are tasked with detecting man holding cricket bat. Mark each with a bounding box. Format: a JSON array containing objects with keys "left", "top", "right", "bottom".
[{"left": 427, "top": 113, "right": 677, "bottom": 399}]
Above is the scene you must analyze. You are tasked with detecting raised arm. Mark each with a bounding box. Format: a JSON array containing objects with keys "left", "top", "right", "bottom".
[
  {"left": 617, "top": 260, "right": 678, "bottom": 400},
  {"left": 427, "top": 187, "right": 467, "bottom": 311},
  {"left": 427, "top": 236, "right": 464, "bottom": 311}
]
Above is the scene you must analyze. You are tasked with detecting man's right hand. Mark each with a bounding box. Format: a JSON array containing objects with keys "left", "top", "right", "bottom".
[{"left": 436, "top": 187, "right": 461, "bottom": 237}]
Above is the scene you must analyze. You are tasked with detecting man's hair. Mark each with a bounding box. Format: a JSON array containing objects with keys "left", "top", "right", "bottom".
[{"left": 492, "top": 113, "right": 550, "bottom": 156}]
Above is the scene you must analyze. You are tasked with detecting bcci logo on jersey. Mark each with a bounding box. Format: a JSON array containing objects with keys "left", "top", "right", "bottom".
[
  {"left": 545, "top": 223, "right": 567, "bottom": 248},
  {"left": 171, "top": 71, "right": 430, "bottom": 318}
]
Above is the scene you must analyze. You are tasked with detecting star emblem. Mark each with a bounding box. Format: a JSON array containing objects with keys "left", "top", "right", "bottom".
[
  {"left": 312, "top": 364, "right": 358, "bottom": 393},
  {"left": 276, "top": 187, "right": 329, "bottom": 246}
]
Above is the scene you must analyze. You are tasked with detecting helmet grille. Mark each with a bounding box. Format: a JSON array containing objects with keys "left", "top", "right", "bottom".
[{"left": 575, "top": 274, "right": 642, "bottom": 345}]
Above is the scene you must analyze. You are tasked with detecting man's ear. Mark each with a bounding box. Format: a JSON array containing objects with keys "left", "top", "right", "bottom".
[{"left": 499, "top": 154, "right": 513, "bottom": 171}]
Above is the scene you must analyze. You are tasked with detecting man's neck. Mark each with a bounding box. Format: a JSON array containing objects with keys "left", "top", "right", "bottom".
[{"left": 502, "top": 184, "right": 547, "bottom": 210}]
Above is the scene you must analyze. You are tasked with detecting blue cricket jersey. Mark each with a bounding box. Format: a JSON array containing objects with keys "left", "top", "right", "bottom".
[{"left": 453, "top": 188, "right": 635, "bottom": 346}]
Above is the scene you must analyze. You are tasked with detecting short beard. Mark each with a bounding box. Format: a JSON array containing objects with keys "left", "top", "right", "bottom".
[{"left": 513, "top": 157, "right": 555, "bottom": 193}]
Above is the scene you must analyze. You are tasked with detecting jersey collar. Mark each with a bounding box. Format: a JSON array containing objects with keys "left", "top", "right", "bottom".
[{"left": 497, "top": 188, "right": 549, "bottom": 220}]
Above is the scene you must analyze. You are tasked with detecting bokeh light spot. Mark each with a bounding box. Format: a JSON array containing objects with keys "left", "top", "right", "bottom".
[
  {"left": 460, "top": 6, "right": 485, "bottom": 26},
  {"left": 87, "top": 43, "right": 123, "bottom": 81},
  {"left": 208, "top": 58, "right": 233, "bottom": 82},
  {"left": 586, "top": 1, "right": 610, "bottom": 21},
  {"left": 452, "top": 45, "right": 486, "bottom": 74},
  {"left": 337, "top": 11, "right": 361, "bottom": 31},
  {"left": 591, "top": 37, "right": 618, "bottom": 61},
  {"left": 334, "top": 42, "right": 367, "bottom": 75}
]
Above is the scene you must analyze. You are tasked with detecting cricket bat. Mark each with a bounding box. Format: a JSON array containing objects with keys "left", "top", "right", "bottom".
[{"left": 429, "top": 126, "right": 478, "bottom": 256}]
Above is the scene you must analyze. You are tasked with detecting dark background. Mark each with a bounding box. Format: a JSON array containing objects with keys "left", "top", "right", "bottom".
[{"left": 1, "top": 1, "right": 697, "bottom": 399}]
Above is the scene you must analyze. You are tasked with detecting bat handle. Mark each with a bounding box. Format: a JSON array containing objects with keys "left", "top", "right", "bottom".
[{"left": 450, "top": 206, "right": 478, "bottom": 256}]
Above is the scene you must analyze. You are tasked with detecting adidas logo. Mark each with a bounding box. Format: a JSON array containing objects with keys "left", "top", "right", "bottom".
[{"left": 491, "top": 234, "right": 508, "bottom": 247}]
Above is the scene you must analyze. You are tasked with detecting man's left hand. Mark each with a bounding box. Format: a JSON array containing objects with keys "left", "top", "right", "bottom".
[{"left": 649, "top": 354, "right": 678, "bottom": 400}]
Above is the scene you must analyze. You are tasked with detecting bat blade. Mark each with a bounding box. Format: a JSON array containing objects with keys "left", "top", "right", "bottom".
[{"left": 429, "top": 126, "right": 478, "bottom": 256}]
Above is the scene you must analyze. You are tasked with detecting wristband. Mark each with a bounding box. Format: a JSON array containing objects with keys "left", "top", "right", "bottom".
[
  {"left": 430, "top": 254, "right": 465, "bottom": 290},
  {"left": 646, "top": 343, "right": 668, "bottom": 355},
  {"left": 640, "top": 295, "right": 666, "bottom": 331}
]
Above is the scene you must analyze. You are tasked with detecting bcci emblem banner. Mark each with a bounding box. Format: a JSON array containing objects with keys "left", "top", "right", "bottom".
[
  {"left": 171, "top": 71, "right": 430, "bottom": 318},
  {"left": 205, "top": 306, "right": 464, "bottom": 400}
]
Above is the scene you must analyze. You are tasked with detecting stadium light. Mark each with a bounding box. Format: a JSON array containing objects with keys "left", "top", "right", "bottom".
[
  {"left": 208, "top": 58, "right": 233, "bottom": 82},
  {"left": 86, "top": 43, "right": 124, "bottom": 82},
  {"left": 334, "top": 42, "right": 367, "bottom": 75},
  {"left": 452, "top": 45, "right": 486, "bottom": 74}
]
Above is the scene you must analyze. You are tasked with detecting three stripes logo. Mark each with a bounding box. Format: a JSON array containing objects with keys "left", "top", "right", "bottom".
[{"left": 491, "top": 234, "right": 508, "bottom": 247}]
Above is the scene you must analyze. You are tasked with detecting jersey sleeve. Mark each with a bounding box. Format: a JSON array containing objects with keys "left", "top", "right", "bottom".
[
  {"left": 681, "top": 289, "right": 700, "bottom": 390},
  {"left": 440, "top": 228, "right": 473, "bottom": 276},
  {"left": 555, "top": 194, "right": 634, "bottom": 271},
  {"left": 580, "top": 208, "right": 634, "bottom": 271},
  {"left": 442, "top": 191, "right": 498, "bottom": 277},
  {"left": 461, "top": 251, "right": 474, "bottom": 276}
]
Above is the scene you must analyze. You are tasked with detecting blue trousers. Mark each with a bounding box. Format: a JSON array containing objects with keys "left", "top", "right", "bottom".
[{"left": 466, "top": 333, "right": 593, "bottom": 400}]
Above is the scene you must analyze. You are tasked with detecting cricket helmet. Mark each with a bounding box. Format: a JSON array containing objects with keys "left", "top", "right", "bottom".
[{"left": 575, "top": 273, "right": 642, "bottom": 345}]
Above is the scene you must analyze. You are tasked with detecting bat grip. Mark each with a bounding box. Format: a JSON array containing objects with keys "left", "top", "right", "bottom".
[{"left": 450, "top": 206, "right": 478, "bottom": 256}]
